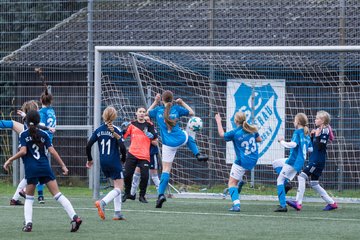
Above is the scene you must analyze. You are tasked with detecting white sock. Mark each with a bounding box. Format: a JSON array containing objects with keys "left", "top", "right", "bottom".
[
  {"left": 24, "top": 195, "right": 34, "bottom": 224},
  {"left": 113, "top": 191, "right": 122, "bottom": 212},
  {"left": 12, "top": 178, "right": 27, "bottom": 200},
  {"left": 311, "top": 181, "right": 335, "bottom": 204},
  {"left": 102, "top": 188, "right": 121, "bottom": 205},
  {"left": 295, "top": 174, "right": 307, "bottom": 204},
  {"left": 54, "top": 192, "right": 76, "bottom": 220},
  {"left": 151, "top": 173, "right": 160, "bottom": 189},
  {"left": 130, "top": 173, "right": 141, "bottom": 196}
]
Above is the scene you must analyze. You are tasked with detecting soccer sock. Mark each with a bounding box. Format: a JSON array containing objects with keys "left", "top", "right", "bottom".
[
  {"left": 277, "top": 184, "right": 286, "bottom": 208},
  {"left": 24, "top": 195, "right": 34, "bottom": 224},
  {"left": 130, "top": 172, "right": 141, "bottom": 196},
  {"left": 158, "top": 172, "right": 170, "bottom": 195},
  {"left": 37, "top": 183, "right": 44, "bottom": 197},
  {"left": 310, "top": 181, "right": 335, "bottom": 204},
  {"left": 12, "top": 178, "right": 27, "bottom": 200},
  {"left": 228, "top": 187, "right": 240, "bottom": 207},
  {"left": 0, "top": 120, "right": 13, "bottom": 129},
  {"left": 151, "top": 173, "right": 160, "bottom": 189},
  {"left": 54, "top": 192, "right": 76, "bottom": 220},
  {"left": 296, "top": 174, "right": 306, "bottom": 204},
  {"left": 237, "top": 180, "right": 244, "bottom": 193},
  {"left": 186, "top": 136, "right": 199, "bottom": 156},
  {"left": 113, "top": 190, "right": 122, "bottom": 212},
  {"left": 102, "top": 188, "right": 121, "bottom": 205}
]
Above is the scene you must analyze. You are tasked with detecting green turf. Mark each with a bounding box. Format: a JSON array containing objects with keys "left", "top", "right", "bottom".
[{"left": 1, "top": 193, "right": 359, "bottom": 240}]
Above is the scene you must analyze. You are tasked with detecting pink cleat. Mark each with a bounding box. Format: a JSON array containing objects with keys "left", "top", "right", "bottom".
[
  {"left": 323, "top": 202, "right": 338, "bottom": 211},
  {"left": 286, "top": 200, "right": 302, "bottom": 211}
]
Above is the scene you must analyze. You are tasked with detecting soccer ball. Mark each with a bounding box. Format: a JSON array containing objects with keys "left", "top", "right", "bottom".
[{"left": 187, "top": 116, "right": 203, "bottom": 132}]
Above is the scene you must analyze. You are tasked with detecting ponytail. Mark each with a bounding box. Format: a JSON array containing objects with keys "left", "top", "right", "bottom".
[
  {"left": 162, "top": 90, "right": 176, "bottom": 131},
  {"left": 295, "top": 113, "right": 309, "bottom": 136},
  {"left": 26, "top": 110, "right": 43, "bottom": 147},
  {"left": 36, "top": 68, "right": 53, "bottom": 106},
  {"left": 243, "top": 121, "right": 258, "bottom": 134}
]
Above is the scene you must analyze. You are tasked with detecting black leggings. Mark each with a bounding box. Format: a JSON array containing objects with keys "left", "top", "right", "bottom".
[{"left": 124, "top": 153, "right": 150, "bottom": 197}]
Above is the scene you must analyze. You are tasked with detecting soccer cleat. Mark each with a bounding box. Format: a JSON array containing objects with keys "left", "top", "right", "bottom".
[
  {"left": 155, "top": 194, "right": 166, "bottom": 208},
  {"left": 323, "top": 202, "right": 338, "bottom": 211},
  {"left": 285, "top": 182, "right": 293, "bottom": 194},
  {"left": 196, "top": 153, "right": 209, "bottom": 162},
  {"left": 274, "top": 206, "right": 288, "bottom": 212},
  {"left": 70, "top": 215, "right": 82, "bottom": 232},
  {"left": 286, "top": 200, "right": 302, "bottom": 211},
  {"left": 38, "top": 196, "right": 45, "bottom": 204},
  {"left": 10, "top": 199, "right": 24, "bottom": 206},
  {"left": 22, "top": 222, "right": 32, "bottom": 232},
  {"left": 95, "top": 200, "right": 106, "bottom": 220},
  {"left": 128, "top": 194, "right": 136, "bottom": 200},
  {"left": 228, "top": 205, "right": 241, "bottom": 212},
  {"left": 19, "top": 190, "right": 26, "bottom": 199},
  {"left": 112, "top": 213, "right": 126, "bottom": 221},
  {"left": 139, "top": 195, "right": 148, "bottom": 203}
]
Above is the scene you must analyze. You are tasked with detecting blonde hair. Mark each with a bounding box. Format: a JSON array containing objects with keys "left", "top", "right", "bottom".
[
  {"left": 102, "top": 106, "right": 117, "bottom": 123},
  {"left": 22, "top": 100, "right": 39, "bottom": 113},
  {"left": 234, "top": 112, "right": 258, "bottom": 133},
  {"left": 162, "top": 90, "right": 176, "bottom": 130},
  {"left": 316, "top": 110, "right": 331, "bottom": 126},
  {"left": 295, "top": 113, "right": 309, "bottom": 135}
]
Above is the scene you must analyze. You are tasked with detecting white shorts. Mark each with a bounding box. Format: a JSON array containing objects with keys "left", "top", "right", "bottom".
[
  {"left": 229, "top": 163, "right": 246, "bottom": 181},
  {"left": 280, "top": 164, "right": 298, "bottom": 181},
  {"left": 272, "top": 158, "right": 287, "bottom": 169},
  {"left": 162, "top": 131, "right": 188, "bottom": 163}
]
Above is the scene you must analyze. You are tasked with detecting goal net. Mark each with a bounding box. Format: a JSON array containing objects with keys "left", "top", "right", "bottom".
[{"left": 94, "top": 46, "right": 360, "bottom": 197}]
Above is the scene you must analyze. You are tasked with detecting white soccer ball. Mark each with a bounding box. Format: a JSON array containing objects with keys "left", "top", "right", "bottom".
[{"left": 187, "top": 116, "right": 203, "bottom": 132}]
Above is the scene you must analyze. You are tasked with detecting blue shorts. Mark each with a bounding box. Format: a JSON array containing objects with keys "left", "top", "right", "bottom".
[
  {"left": 27, "top": 175, "right": 55, "bottom": 185},
  {"left": 101, "top": 165, "right": 124, "bottom": 180},
  {"left": 303, "top": 163, "right": 324, "bottom": 180},
  {"left": 150, "top": 154, "right": 160, "bottom": 170}
]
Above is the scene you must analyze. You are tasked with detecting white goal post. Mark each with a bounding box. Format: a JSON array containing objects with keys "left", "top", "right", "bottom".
[{"left": 93, "top": 46, "right": 360, "bottom": 199}]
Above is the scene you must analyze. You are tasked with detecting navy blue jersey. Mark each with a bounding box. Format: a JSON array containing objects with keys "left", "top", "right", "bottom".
[
  {"left": 224, "top": 126, "right": 260, "bottom": 170},
  {"left": 308, "top": 127, "right": 330, "bottom": 168},
  {"left": 88, "top": 124, "right": 124, "bottom": 170},
  {"left": 19, "top": 129, "right": 53, "bottom": 179}
]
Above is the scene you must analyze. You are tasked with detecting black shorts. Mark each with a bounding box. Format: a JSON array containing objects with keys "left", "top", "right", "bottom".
[
  {"left": 150, "top": 153, "right": 160, "bottom": 170},
  {"left": 27, "top": 175, "right": 55, "bottom": 185},
  {"left": 303, "top": 164, "right": 324, "bottom": 180}
]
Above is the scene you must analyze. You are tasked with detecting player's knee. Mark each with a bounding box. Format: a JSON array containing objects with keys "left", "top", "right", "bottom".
[
  {"left": 298, "top": 172, "right": 308, "bottom": 182},
  {"left": 310, "top": 180, "right": 319, "bottom": 188}
]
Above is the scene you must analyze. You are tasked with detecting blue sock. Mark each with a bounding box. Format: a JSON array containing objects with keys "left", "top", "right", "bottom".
[
  {"left": 0, "top": 120, "right": 13, "bottom": 129},
  {"left": 237, "top": 180, "right": 244, "bottom": 193},
  {"left": 158, "top": 172, "right": 170, "bottom": 195},
  {"left": 37, "top": 184, "right": 44, "bottom": 196},
  {"left": 277, "top": 184, "right": 286, "bottom": 208},
  {"left": 186, "top": 136, "right": 199, "bottom": 156},
  {"left": 228, "top": 187, "right": 240, "bottom": 207}
]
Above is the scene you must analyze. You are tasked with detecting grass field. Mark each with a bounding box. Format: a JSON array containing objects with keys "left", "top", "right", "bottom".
[{"left": 0, "top": 184, "right": 359, "bottom": 240}]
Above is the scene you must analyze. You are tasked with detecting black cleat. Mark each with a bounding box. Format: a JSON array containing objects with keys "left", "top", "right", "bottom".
[
  {"left": 274, "top": 206, "right": 288, "bottom": 212},
  {"left": 196, "top": 153, "right": 209, "bottom": 162},
  {"left": 139, "top": 195, "right": 148, "bottom": 203},
  {"left": 10, "top": 199, "right": 23, "bottom": 206},
  {"left": 285, "top": 182, "right": 293, "bottom": 194},
  {"left": 22, "top": 222, "right": 32, "bottom": 232},
  {"left": 155, "top": 194, "right": 166, "bottom": 208},
  {"left": 70, "top": 215, "right": 82, "bottom": 232},
  {"left": 122, "top": 193, "right": 136, "bottom": 202}
]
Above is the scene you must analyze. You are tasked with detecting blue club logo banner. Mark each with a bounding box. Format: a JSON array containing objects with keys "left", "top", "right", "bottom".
[{"left": 226, "top": 80, "right": 285, "bottom": 164}]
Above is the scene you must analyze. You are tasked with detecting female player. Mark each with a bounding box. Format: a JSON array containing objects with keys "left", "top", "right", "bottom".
[
  {"left": 274, "top": 113, "right": 311, "bottom": 212},
  {"left": 215, "top": 112, "right": 262, "bottom": 212},
  {"left": 286, "top": 110, "right": 337, "bottom": 211},
  {"left": 87, "top": 106, "right": 126, "bottom": 220},
  {"left": 147, "top": 90, "right": 208, "bottom": 208},
  {"left": 3, "top": 110, "right": 82, "bottom": 232},
  {"left": 122, "top": 106, "right": 157, "bottom": 204}
]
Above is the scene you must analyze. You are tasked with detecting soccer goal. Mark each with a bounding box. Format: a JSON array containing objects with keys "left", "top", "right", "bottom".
[{"left": 93, "top": 46, "right": 360, "bottom": 199}]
